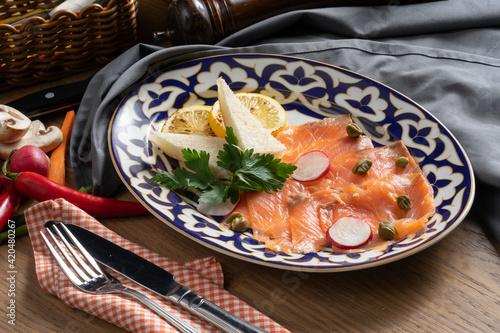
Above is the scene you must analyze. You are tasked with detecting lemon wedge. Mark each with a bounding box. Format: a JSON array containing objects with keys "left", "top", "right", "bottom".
[
  {"left": 162, "top": 105, "right": 215, "bottom": 136},
  {"left": 209, "top": 92, "right": 286, "bottom": 137}
]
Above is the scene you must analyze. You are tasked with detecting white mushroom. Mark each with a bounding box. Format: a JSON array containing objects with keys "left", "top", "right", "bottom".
[
  {"left": 23, "top": 120, "right": 46, "bottom": 139},
  {"left": 0, "top": 123, "right": 63, "bottom": 160},
  {"left": 0, "top": 105, "right": 31, "bottom": 143}
]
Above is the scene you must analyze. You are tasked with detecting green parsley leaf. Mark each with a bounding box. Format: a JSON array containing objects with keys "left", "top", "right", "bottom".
[
  {"left": 150, "top": 149, "right": 219, "bottom": 190},
  {"left": 217, "top": 127, "right": 244, "bottom": 173},
  {"left": 151, "top": 127, "right": 297, "bottom": 207},
  {"left": 198, "top": 183, "right": 227, "bottom": 205}
]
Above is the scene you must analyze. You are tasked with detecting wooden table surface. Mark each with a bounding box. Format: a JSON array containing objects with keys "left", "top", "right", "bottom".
[{"left": 1, "top": 1, "right": 500, "bottom": 332}]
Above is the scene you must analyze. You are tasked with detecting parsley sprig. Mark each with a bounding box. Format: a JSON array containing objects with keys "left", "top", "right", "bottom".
[{"left": 150, "top": 127, "right": 296, "bottom": 205}]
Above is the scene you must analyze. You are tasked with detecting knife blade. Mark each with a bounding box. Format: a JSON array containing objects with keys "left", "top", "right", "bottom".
[
  {"left": 59, "top": 222, "right": 268, "bottom": 333},
  {"left": 6, "top": 78, "right": 91, "bottom": 118}
]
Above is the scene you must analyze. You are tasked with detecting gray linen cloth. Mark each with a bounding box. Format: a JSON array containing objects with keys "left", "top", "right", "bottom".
[{"left": 70, "top": 0, "right": 500, "bottom": 242}]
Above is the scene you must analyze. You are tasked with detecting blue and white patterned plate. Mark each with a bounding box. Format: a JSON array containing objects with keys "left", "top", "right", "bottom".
[{"left": 109, "top": 53, "right": 475, "bottom": 272}]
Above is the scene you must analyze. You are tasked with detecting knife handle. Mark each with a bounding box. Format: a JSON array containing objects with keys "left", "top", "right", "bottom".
[
  {"left": 173, "top": 286, "right": 268, "bottom": 333},
  {"left": 6, "top": 77, "right": 91, "bottom": 118}
]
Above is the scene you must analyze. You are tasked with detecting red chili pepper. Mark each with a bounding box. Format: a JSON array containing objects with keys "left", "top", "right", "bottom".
[
  {"left": 0, "top": 177, "right": 23, "bottom": 230},
  {"left": 11, "top": 172, "right": 150, "bottom": 218}
]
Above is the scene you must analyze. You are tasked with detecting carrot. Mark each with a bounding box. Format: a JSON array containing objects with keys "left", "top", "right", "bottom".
[{"left": 48, "top": 110, "right": 76, "bottom": 185}]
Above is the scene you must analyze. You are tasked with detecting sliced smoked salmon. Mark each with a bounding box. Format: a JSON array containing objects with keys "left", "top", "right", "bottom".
[
  {"left": 235, "top": 115, "right": 436, "bottom": 254},
  {"left": 276, "top": 114, "right": 353, "bottom": 151},
  {"left": 244, "top": 180, "right": 304, "bottom": 253},
  {"left": 281, "top": 135, "right": 374, "bottom": 165}
]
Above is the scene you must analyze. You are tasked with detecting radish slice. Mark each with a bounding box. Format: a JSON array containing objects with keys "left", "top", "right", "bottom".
[
  {"left": 197, "top": 198, "right": 239, "bottom": 216},
  {"left": 326, "top": 216, "right": 373, "bottom": 249},
  {"left": 291, "top": 150, "right": 331, "bottom": 182}
]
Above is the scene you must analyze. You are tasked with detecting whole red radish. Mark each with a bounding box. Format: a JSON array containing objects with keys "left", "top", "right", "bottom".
[{"left": 9, "top": 145, "right": 51, "bottom": 177}]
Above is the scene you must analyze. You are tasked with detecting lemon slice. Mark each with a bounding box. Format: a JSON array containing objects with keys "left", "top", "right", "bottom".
[
  {"left": 162, "top": 105, "right": 215, "bottom": 136},
  {"left": 209, "top": 92, "right": 286, "bottom": 137}
]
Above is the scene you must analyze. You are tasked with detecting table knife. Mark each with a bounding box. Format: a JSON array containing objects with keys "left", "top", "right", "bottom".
[
  {"left": 60, "top": 222, "right": 268, "bottom": 333},
  {"left": 6, "top": 78, "right": 91, "bottom": 118}
]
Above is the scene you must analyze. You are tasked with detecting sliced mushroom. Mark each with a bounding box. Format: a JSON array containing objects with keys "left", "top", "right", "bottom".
[
  {"left": 0, "top": 124, "right": 63, "bottom": 160},
  {"left": 23, "top": 119, "right": 45, "bottom": 138},
  {"left": 0, "top": 105, "right": 31, "bottom": 143}
]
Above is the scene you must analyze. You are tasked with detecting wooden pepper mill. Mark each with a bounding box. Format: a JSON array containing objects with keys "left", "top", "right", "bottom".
[{"left": 154, "top": 0, "right": 434, "bottom": 45}]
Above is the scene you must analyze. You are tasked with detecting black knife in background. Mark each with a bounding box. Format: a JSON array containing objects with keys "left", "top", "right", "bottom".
[{"left": 6, "top": 77, "right": 91, "bottom": 118}]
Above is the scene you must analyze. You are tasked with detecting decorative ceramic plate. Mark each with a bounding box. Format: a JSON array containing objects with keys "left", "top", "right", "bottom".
[{"left": 109, "top": 53, "right": 475, "bottom": 272}]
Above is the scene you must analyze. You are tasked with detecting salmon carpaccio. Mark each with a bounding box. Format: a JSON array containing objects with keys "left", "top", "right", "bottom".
[{"left": 234, "top": 115, "right": 436, "bottom": 254}]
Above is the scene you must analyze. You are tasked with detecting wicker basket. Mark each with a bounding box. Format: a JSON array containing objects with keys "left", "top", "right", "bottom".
[{"left": 0, "top": 0, "right": 138, "bottom": 91}]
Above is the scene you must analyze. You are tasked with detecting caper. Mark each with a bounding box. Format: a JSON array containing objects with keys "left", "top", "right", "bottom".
[
  {"left": 352, "top": 159, "right": 372, "bottom": 175},
  {"left": 225, "top": 212, "right": 249, "bottom": 232},
  {"left": 396, "top": 194, "right": 412, "bottom": 210},
  {"left": 395, "top": 156, "right": 409, "bottom": 168},
  {"left": 346, "top": 123, "right": 363, "bottom": 138},
  {"left": 378, "top": 220, "right": 396, "bottom": 240}
]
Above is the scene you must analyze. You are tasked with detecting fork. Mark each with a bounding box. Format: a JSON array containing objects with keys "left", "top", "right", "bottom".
[{"left": 41, "top": 222, "right": 201, "bottom": 333}]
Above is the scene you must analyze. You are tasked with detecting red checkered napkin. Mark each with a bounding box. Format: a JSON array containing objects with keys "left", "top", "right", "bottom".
[{"left": 25, "top": 198, "right": 289, "bottom": 333}]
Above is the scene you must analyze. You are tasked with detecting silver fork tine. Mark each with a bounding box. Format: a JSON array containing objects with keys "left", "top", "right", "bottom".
[
  {"left": 52, "top": 223, "right": 101, "bottom": 279},
  {"left": 45, "top": 225, "right": 93, "bottom": 281},
  {"left": 59, "top": 223, "right": 103, "bottom": 276},
  {"left": 40, "top": 230, "right": 85, "bottom": 286}
]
